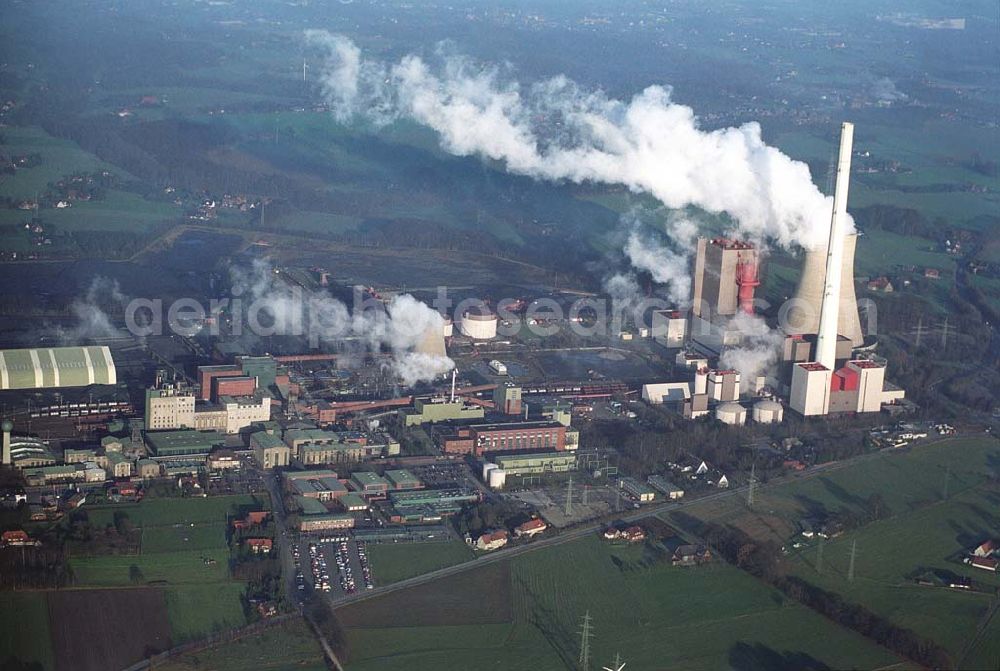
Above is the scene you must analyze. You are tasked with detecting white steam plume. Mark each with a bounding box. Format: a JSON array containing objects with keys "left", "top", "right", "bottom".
[
  {"left": 53, "top": 277, "right": 128, "bottom": 343},
  {"left": 306, "top": 31, "right": 847, "bottom": 254},
  {"left": 718, "top": 313, "right": 785, "bottom": 393},
  {"left": 230, "top": 260, "right": 453, "bottom": 386}
]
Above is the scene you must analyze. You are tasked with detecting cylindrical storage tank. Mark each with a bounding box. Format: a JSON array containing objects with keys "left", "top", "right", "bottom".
[
  {"left": 715, "top": 402, "right": 747, "bottom": 425},
  {"left": 482, "top": 462, "right": 498, "bottom": 481},
  {"left": 488, "top": 468, "right": 506, "bottom": 490},
  {"left": 752, "top": 399, "right": 784, "bottom": 424},
  {"left": 460, "top": 307, "right": 498, "bottom": 340}
]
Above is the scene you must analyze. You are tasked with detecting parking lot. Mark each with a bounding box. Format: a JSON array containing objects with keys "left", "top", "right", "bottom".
[{"left": 291, "top": 536, "right": 374, "bottom": 598}]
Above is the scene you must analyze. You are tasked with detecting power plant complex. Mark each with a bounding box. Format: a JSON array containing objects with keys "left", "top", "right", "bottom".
[{"left": 652, "top": 122, "right": 905, "bottom": 423}]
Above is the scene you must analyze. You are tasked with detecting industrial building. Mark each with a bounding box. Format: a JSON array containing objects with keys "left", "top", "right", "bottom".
[
  {"left": 384, "top": 469, "right": 423, "bottom": 490},
  {"left": 350, "top": 472, "right": 391, "bottom": 498},
  {"left": 402, "top": 396, "right": 485, "bottom": 426},
  {"left": 647, "top": 475, "right": 684, "bottom": 500},
  {"left": 0, "top": 346, "right": 117, "bottom": 390},
  {"left": 619, "top": 476, "right": 656, "bottom": 503},
  {"left": 389, "top": 488, "right": 481, "bottom": 522},
  {"left": 469, "top": 420, "right": 568, "bottom": 456},
  {"left": 652, "top": 309, "right": 688, "bottom": 347},
  {"left": 493, "top": 451, "right": 577, "bottom": 476},
  {"left": 788, "top": 123, "right": 904, "bottom": 417},
  {"left": 641, "top": 382, "right": 691, "bottom": 405},
  {"left": 251, "top": 431, "right": 290, "bottom": 469},
  {"left": 706, "top": 370, "right": 740, "bottom": 402},
  {"left": 284, "top": 470, "right": 347, "bottom": 501},
  {"left": 493, "top": 383, "right": 523, "bottom": 416},
  {"left": 145, "top": 380, "right": 271, "bottom": 434},
  {"left": 692, "top": 238, "right": 760, "bottom": 319},
  {"left": 145, "top": 430, "right": 225, "bottom": 458},
  {"left": 299, "top": 514, "right": 355, "bottom": 532}
]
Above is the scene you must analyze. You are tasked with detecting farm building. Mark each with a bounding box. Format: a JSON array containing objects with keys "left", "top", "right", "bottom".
[
  {"left": 1, "top": 530, "right": 38, "bottom": 547},
  {"left": 476, "top": 530, "right": 509, "bottom": 551},
  {"left": 515, "top": 519, "right": 548, "bottom": 538},
  {"left": 245, "top": 538, "right": 273, "bottom": 554},
  {"left": 673, "top": 545, "right": 712, "bottom": 566}
]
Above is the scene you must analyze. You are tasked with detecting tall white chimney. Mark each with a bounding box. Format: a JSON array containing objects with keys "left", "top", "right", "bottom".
[{"left": 815, "top": 122, "right": 854, "bottom": 369}]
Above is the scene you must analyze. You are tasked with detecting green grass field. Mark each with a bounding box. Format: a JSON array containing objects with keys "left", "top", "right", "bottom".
[
  {"left": 68, "top": 495, "right": 271, "bottom": 643},
  {"left": 165, "top": 583, "right": 250, "bottom": 643},
  {"left": 342, "top": 536, "right": 902, "bottom": 671},
  {"left": 85, "top": 494, "right": 267, "bottom": 529},
  {"left": 670, "top": 436, "right": 1000, "bottom": 668},
  {"left": 0, "top": 126, "right": 125, "bottom": 199},
  {"left": 156, "top": 616, "right": 327, "bottom": 671},
  {"left": 141, "top": 522, "right": 231, "bottom": 554},
  {"left": 855, "top": 229, "right": 955, "bottom": 277},
  {"left": 0, "top": 591, "right": 54, "bottom": 670},
  {"left": 367, "top": 540, "right": 475, "bottom": 585}
]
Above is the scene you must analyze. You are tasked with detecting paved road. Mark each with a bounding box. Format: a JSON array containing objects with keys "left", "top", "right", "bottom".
[{"left": 325, "top": 438, "right": 941, "bottom": 610}]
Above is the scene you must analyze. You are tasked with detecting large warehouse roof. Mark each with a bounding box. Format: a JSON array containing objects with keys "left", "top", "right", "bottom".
[{"left": 0, "top": 346, "right": 117, "bottom": 390}]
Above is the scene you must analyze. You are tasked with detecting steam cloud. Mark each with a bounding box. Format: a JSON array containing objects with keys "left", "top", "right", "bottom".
[
  {"left": 718, "top": 313, "right": 785, "bottom": 393},
  {"left": 54, "top": 277, "right": 128, "bottom": 343},
  {"left": 306, "top": 31, "right": 847, "bottom": 263},
  {"left": 231, "top": 260, "right": 453, "bottom": 386}
]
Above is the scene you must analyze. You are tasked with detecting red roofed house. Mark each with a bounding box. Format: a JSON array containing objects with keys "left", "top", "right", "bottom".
[
  {"left": 246, "top": 538, "right": 273, "bottom": 554},
  {"left": 974, "top": 540, "right": 996, "bottom": 558},
  {"left": 2, "top": 530, "right": 36, "bottom": 548},
  {"left": 247, "top": 511, "right": 270, "bottom": 525},
  {"left": 622, "top": 526, "right": 646, "bottom": 543},
  {"left": 475, "top": 530, "right": 509, "bottom": 551},
  {"left": 515, "top": 518, "right": 548, "bottom": 539}
]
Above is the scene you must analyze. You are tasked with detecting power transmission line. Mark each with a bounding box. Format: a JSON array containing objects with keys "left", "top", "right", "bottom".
[
  {"left": 848, "top": 540, "right": 858, "bottom": 582},
  {"left": 747, "top": 463, "right": 757, "bottom": 509},
  {"left": 816, "top": 535, "right": 825, "bottom": 575},
  {"left": 578, "top": 610, "right": 593, "bottom": 671}
]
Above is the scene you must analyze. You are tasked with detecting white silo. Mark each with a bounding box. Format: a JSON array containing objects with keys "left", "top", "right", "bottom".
[
  {"left": 459, "top": 307, "right": 498, "bottom": 340},
  {"left": 752, "top": 399, "right": 784, "bottom": 424},
  {"left": 715, "top": 402, "right": 747, "bottom": 425}
]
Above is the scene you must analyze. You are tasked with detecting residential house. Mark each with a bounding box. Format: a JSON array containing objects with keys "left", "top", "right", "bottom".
[{"left": 476, "top": 530, "right": 509, "bottom": 551}]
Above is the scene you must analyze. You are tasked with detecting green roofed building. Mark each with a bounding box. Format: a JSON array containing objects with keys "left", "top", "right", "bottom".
[
  {"left": 385, "top": 469, "right": 423, "bottom": 490},
  {"left": 146, "top": 430, "right": 225, "bottom": 458},
  {"left": 340, "top": 493, "right": 368, "bottom": 512},
  {"left": 296, "top": 495, "right": 330, "bottom": 516},
  {"left": 0, "top": 346, "right": 116, "bottom": 390}
]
